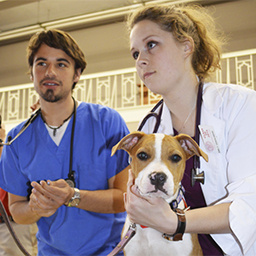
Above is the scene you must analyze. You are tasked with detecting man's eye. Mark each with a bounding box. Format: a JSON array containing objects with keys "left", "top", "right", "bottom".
[
  {"left": 137, "top": 152, "right": 149, "bottom": 161},
  {"left": 132, "top": 51, "right": 139, "bottom": 60},
  {"left": 147, "top": 41, "right": 157, "bottom": 50},
  {"left": 58, "top": 63, "right": 66, "bottom": 67},
  {"left": 37, "top": 62, "right": 46, "bottom": 66}
]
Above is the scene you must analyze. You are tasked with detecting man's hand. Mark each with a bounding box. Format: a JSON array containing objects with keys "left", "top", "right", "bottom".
[{"left": 29, "top": 179, "right": 74, "bottom": 217}]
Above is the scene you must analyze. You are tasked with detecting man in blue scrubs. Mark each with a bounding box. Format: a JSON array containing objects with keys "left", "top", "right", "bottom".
[{"left": 0, "top": 29, "right": 129, "bottom": 255}]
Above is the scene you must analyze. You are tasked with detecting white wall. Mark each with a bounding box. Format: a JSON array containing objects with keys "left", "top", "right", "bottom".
[
  {"left": 1, "top": 0, "right": 256, "bottom": 89},
  {"left": 1, "top": 0, "right": 256, "bottom": 134}
]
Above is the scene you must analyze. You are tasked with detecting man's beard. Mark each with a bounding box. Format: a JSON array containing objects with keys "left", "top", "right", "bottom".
[{"left": 40, "top": 89, "right": 61, "bottom": 102}]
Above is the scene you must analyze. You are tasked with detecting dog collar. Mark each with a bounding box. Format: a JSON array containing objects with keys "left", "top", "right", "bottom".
[{"left": 169, "top": 186, "right": 185, "bottom": 210}]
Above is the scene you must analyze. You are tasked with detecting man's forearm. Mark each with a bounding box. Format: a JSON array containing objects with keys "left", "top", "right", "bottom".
[
  {"left": 9, "top": 195, "right": 40, "bottom": 224},
  {"left": 77, "top": 188, "right": 125, "bottom": 213}
]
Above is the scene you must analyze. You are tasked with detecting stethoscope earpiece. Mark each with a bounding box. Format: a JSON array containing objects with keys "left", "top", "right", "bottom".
[{"left": 191, "top": 168, "right": 205, "bottom": 187}]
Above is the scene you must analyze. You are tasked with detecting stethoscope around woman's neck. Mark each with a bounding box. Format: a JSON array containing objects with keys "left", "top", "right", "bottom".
[
  {"left": 191, "top": 80, "right": 205, "bottom": 186},
  {"left": 1, "top": 97, "right": 77, "bottom": 188},
  {"left": 138, "top": 80, "right": 205, "bottom": 187}
]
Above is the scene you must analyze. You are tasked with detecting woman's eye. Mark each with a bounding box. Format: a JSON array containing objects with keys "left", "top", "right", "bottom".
[
  {"left": 132, "top": 51, "right": 139, "bottom": 60},
  {"left": 147, "top": 41, "right": 157, "bottom": 50}
]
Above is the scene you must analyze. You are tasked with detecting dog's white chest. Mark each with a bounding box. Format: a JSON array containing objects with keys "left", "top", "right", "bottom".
[{"left": 123, "top": 219, "right": 193, "bottom": 256}]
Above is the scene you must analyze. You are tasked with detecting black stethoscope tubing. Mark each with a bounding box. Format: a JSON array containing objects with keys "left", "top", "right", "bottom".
[
  {"left": 1, "top": 108, "right": 41, "bottom": 146},
  {"left": 137, "top": 99, "right": 163, "bottom": 133},
  {"left": 67, "top": 97, "right": 76, "bottom": 187},
  {"left": 194, "top": 81, "right": 203, "bottom": 170}
]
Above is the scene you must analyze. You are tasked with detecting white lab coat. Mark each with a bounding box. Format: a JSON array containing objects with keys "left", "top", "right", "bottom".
[{"left": 139, "top": 82, "right": 256, "bottom": 255}]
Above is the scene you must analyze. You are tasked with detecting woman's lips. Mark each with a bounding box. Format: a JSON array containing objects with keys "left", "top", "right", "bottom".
[{"left": 143, "top": 71, "right": 156, "bottom": 80}]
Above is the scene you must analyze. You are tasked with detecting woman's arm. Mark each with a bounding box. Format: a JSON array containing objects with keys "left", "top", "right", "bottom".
[{"left": 124, "top": 170, "right": 231, "bottom": 235}]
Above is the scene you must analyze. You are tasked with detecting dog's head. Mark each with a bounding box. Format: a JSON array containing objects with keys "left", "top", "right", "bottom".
[{"left": 112, "top": 131, "right": 208, "bottom": 201}]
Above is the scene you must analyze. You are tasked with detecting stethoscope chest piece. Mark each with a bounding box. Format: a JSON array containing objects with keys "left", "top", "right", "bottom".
[
  {"left": 65, "top": 179, "right": 75, "bottom": 188},
  {"left": 191, "top": 168, "right": 205, "bottom": 187}
]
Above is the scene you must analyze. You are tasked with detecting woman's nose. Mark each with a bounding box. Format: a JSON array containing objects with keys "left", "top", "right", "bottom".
[{"left": 136, "top": 51, "right": 149, "bottom": 66}]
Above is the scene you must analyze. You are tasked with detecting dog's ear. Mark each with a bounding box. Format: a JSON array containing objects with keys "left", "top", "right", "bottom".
[
  {"left": 111, "top": 131, "right": 146, "bottom": 156},
  {"left": 175, "top": 134, "right": 208, "bottom": 162}
]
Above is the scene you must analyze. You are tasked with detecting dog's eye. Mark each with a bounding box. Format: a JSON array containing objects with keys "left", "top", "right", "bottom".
[
  {"left": 169, "top": 154, "right": 182, "bottom": 163},
  {"left": 137, "top": 152, "right": 149, "bottom": 161}
]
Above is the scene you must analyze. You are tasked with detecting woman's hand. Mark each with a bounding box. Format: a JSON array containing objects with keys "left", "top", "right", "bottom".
[{"left": 124, "top": 169, "right": 177, "bottom": 234}]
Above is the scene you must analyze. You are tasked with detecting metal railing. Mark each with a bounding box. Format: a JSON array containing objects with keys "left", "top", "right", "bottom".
[
  {"left": 216, "top": 48, "right": 255, "bottom": 90},
  {"left": 0, "top": 48, "right": 255, "bottom": 126}
]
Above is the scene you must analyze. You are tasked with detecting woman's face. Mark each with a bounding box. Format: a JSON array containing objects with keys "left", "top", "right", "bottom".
[{"left": 130, "top": 19, "right": 191, "bottom": 96}]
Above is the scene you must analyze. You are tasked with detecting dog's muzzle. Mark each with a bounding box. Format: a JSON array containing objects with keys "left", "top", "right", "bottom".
[{"left": 149, "top": 172, "right": 168, "bottom": 194}]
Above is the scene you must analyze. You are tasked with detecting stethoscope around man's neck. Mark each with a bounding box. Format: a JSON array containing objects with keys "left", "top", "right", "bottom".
[
  {"left": 137, "top": 80, "right": 205, "bottom": 187},
  {"left": 1, "top": 97, "right": 77, "bottom": 188}
]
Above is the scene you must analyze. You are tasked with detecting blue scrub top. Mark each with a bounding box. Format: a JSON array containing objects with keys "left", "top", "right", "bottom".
[{"left": 0, "top": 102, "right": 129, "bottom": 255}]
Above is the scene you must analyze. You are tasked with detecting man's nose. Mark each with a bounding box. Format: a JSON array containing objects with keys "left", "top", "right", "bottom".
[{"left": 45, "top": 64, "right": 57, "bottom": 77}]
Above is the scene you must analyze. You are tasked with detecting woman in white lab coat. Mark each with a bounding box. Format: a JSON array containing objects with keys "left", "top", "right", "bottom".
[{"left": 124, "top": 4, "right": 256, "bottom": 255}]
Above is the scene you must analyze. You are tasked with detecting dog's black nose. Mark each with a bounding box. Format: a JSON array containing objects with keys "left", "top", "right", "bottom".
[{"left": 149, "top": 172, "right": 167, "bottom": 187}]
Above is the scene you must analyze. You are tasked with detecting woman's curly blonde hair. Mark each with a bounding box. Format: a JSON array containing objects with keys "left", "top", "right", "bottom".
[{"left": 127, "top": 4, "right": 226, "bottom": 80}]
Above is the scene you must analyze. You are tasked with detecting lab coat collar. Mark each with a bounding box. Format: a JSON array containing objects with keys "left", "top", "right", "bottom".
[{"left": 202, "top": 82, "right": 223, "bottom": 115}]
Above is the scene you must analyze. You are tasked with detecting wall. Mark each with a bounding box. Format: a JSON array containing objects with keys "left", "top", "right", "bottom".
[
  {"left": 0, "top": 22, "right": 134, "bottom": 87},
  {"left": 1, "top": 0, "right": 256, "bottom": 89},
  {"left": 0, "top": 0, "right": 256, "bottom": 133}
]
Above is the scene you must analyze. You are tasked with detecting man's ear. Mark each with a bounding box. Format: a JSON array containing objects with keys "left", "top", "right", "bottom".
[
  {"left": 30, "top": 74, "right": 34, "bottom": 82},
  {"left": 73, "top": 68, "right": 81, "bottom": 83}
]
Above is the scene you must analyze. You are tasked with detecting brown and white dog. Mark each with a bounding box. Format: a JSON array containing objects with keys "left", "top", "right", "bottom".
[{"left": 112, "top": 131, "right": 208, "bottom": 256}]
